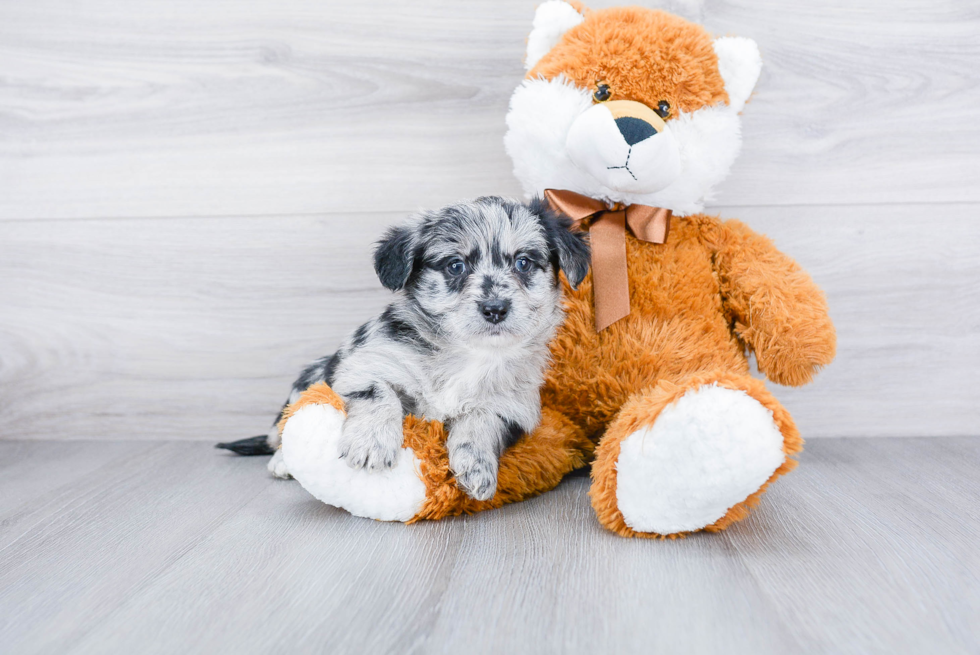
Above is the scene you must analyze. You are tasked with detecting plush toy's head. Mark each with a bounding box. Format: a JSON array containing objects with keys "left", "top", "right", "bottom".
[{"left": 504, "top": 2, "right": 762, "bottom": 215}]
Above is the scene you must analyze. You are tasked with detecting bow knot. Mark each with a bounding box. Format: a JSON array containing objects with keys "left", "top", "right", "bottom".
[{"left": 544, "top": 188, "right": 671, "bottom": 332}]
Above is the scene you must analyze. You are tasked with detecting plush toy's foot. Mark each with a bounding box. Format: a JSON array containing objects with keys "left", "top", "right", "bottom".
[
  {"left": 278, "top": 383, "right": 594, "bottom": 523},
  {"left": 266, "top": 449, "right": 292, "bottom": 479},
  {"left": 590, "top": 373, "right": 802, "bottom": 538},
  {"left": 280, "top": 384, "right": 427, "bottom": 522}
]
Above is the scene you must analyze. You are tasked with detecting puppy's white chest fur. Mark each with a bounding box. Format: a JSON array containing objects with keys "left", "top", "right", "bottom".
[{"left": 418, "top": 339, "right": 548, "bottom": 425}]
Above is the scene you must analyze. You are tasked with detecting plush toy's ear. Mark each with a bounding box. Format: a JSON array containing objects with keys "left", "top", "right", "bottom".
[
  {"left": 373, "top": 223, "right": 417, "bottom": 291},
  {"left": 713, "top": 37, "right": 762, "bottom": 113},
  {"left": 525, "top": 1, "right": 585, "bottom": 71},
  {"left": 529, "top": 197, "right": 591, "bottom": 289}
]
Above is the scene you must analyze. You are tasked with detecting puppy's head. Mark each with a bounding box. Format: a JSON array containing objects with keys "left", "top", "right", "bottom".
[{"left": 374, "top": 196, "right": 590, "bottom": 345}]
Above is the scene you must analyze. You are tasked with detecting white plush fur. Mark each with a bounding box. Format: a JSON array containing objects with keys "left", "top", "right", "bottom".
[
  {"left": 615, "top": 385, "right": 785, "bottom": 534},
  {"left": 504, "top": 76, "right": 745, "bottom": 215},
  {"left": 713, "top": 37, "right": 762, "bottom": 113},
  {"left": 267, "top": 449, "right": 290, "bottom": 479},
  {"left": 525, "top": 0, "right": 584, "bottom": 71},
  {"left": 565, "top": 102, "right": 682, "bottom": 194},
  {"left": 281, "top": 404, "right": 427, "bottom": 522}
]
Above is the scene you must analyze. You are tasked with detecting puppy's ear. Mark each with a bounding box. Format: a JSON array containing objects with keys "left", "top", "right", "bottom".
[
  {"left": 373, "top": 222, "right": 417, "bottom": 291},
  {"left": 528, "top": 197, "right": 591, "bottom": 289}
]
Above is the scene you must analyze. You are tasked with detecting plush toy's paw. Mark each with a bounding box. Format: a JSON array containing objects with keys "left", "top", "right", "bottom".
[
  {"left": 614, "top": 384, "right": 785, "bottom": 535},
  {"left": 450, "top": 447, "right": 499, "bottom": 502},
  {"left": 267, "top": 449, "right": 291, "bottom": 479},
  {"left": 281, "top": 394, "right": 427, "bottom": 522}
]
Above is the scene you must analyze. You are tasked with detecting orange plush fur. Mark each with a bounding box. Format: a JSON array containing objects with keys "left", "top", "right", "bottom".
[{"left": 530, "top": 7, "right": 730, "bottom": 115}]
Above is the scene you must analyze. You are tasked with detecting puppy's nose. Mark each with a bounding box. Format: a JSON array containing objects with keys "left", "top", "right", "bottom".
[
  {"left": 479, "top": 299, "right": 510, "bottom": 324},
  {"left": 615, "top": 116, "right": 657, "bottom": 146}
]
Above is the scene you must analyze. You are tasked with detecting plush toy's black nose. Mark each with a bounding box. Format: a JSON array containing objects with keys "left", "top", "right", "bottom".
[
  {"left": 479, "top": 299, "right": 510, "bottom": 324},
  {"left": 615, "top": 116, "right": 657, "bottom": 146}
]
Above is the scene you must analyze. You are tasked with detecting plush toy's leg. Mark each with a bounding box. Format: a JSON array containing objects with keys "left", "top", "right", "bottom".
[
  {"left": 409, "top": 405, "right": 594, "bottom": 522},
  {"left": 279, "top": 383, "right": 428, "bottom": 521},
  {"left": 589, "top": 373, "right": 802, "bottom": 538},
  {"left": 267, "top": 449, "right": 291, "bottom": 479},
  {"left": 279, "top": 383, "right": 594, "bottom": 523}
]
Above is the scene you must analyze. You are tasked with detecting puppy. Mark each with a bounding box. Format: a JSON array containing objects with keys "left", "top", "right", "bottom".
[{"left": 218, "top": 196, "right": 589, "bottom": 500}]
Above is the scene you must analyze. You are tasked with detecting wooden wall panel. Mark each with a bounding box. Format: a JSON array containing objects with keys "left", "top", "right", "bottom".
[
  {"left": 1, "top": 205, "right": 976, "bottom": 441},
  {"left": 0, "top": 0, "right": 977, "bottom": 440},
  {"left": 0, "top": 0, "right": 977, "bottom": 220}
]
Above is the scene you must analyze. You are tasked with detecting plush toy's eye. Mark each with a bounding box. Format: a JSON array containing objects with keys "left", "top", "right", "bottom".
[
  {"left": 515, "top": 256, "right": 531, "bottom": 273},
  {"left": 655, "top": 100, "right": 671, "bottom": 118},
  {"left": 446, "top": 258, "right": 466, "bottom": 276},
  {"left": 593, "top": 82, "right": 612, "bottom": 103}
]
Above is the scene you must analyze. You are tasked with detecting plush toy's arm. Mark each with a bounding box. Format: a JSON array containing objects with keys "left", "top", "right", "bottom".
[
  {"left": 711, "top": 219, "right": 836, "bottom": 386},
  {"left": 279, "top": 382, "right": 594, "bottom": 523}
]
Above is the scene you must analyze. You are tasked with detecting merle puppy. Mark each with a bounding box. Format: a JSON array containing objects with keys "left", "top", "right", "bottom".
[{"left": 219, "top": 196, "right": 589, "bottom": 501}]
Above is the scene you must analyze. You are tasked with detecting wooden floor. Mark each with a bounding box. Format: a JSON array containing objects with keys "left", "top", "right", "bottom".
[{"left": 1, "top": 437, "right": 977, "bottom": 654}]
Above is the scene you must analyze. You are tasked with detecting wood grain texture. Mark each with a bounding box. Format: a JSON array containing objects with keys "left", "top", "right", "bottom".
[
  {"left": 0, "top": 0, "right": 978, "bottom": 220},
  {"left": 1, "top": 0, "right": 977, "bottom": 440},
  {"left": 725, "top": 437, "right": 980, "bottom": 654},
  {"left": 0, "top": 438, "right": 977, "bottom": 654},
  {"left": 0, "top": 442, "right": 276, "bottom": 653},
  {"left": 0, "top": 440, "right": 161, "bottom": 548},
  {"left": 733, "top": 203, "right": 980, "bottom": 437},
  {"left": 0, "top": 213, "right": 397, "bottom": 442},
  {"left": 1, "top": 205, "right": 976, "bottom": 441}
]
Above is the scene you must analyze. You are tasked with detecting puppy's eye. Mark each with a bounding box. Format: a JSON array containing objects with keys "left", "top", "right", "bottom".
[
  {"left": 655, "top": 100, "right": 671, "bottom": 118},
  {"left": 593, "top": 82, "right": 612, "bottom": 103},
  {"left": 446, "top": 258, "right": 466, "bottom": 276},
  {"left": 514, "top": 256, "right": 531, "bottom": 273}
]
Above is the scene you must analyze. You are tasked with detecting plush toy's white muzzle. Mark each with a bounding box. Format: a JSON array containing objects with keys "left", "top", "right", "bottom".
[{"left": 565, "top": 101, "right": 682, "bottom": 195}]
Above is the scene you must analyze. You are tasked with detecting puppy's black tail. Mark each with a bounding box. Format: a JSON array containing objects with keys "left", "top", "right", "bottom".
[{"left": 215, "top": 435, "right": 275, "bottom": 456}]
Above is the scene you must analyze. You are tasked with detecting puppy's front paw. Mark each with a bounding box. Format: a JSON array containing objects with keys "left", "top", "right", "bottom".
[
  {"left": 450, "top": 445, "right": 499, "bottom": 501},
  {"left": 338, "top": 417, "right": 401, "bottom": 471},
  {"left": 340, "top": 436, "right": 398, "bottom": 470}
]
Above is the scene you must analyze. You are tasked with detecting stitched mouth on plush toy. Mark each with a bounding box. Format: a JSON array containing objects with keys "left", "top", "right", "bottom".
[
  {"left": 565, "top": 100, "right": 682, "bottom": 194},
  {"left": 606, "top": 147, "right": 638, "bottom": 181}
]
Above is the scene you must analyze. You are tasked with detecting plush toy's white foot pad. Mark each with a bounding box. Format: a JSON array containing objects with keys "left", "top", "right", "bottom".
[
  {"left": 616, "top": 385, "right": 785, "bottom": 534},
  {"left": 281, "top": 404, "right": 427, "bottom": 522}
]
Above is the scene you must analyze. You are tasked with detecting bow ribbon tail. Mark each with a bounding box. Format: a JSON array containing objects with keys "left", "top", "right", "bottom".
[
  {"left": 625, "top": 205, "right": 672, "bottom": 244},
  {"left": 589, "top": 209, "right": 631, "bottom": 331}
]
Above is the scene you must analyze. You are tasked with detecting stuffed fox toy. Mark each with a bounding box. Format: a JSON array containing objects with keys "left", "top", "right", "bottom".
[{"left": 277, "top": 2, "right": 836, "bottom": 537}]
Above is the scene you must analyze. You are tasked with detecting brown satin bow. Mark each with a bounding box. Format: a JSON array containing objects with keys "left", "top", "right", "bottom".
[{"left": 545, "top": 188, "right": 671, "bottom": 332}]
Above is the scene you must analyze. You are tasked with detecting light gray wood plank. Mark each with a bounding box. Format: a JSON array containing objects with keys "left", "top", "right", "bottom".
[
  {"left": 0, "top": 440, "right": 161, "bottom": 548},
  {"left": 1, "top": 204, "right": 976, "bottom": 442},
  {"left": 1, "top": 438, "right": 977, "bottom": 654},
  {"left": 68, "top": 479, "right": 802, "bottom": 655},
  {"left": 0, "top": 213, "right": 398, "bottom": 442},
  {"left": 704, "top": 0, "right": 980, "bottom": 209},
  {"left": 418, "top": 481, "right": 802, "bottom": 654},
  {"left": 724, "top": 437, "right": 980, "bottom": 654},
  {"left": 0, "top": 442, "right": 275, "bottom": 654},
  {"left": 0, "top": 0, "right": 977, "bottom": 220},
  {"left": 64, "top": 473, "right": 466, "bottom": 655},
  {"left": 723, "top": 203, "right": 980, "bottom": 438}
]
